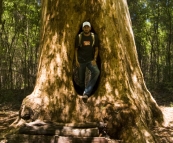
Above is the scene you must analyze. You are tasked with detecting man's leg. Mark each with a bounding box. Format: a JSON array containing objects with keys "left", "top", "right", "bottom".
[
  {"left": 84, "top": 62, "right": 100, "bottom": 96},
  {"left": 78, "top": 63, "right": 86, "bottom": 92}
]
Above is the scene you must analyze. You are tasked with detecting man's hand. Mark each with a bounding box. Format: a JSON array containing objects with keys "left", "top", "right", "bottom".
[
  {"left": 76, "top": 60, "right": 80, "bottom": 67},
  {"left": 91, "top": 60, "right": 97, "bottom": 66}
]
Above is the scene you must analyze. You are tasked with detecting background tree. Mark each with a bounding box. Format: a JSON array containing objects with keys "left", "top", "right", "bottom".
[
  {"left": 0, "top": 0, "right": 40, "bottom": 90},
  {"left": 0, "top": 0, "right": 2, "bottom": 24},
  {"left": 128, "top": 0, "right": 173, "bottom": 91},
  {"left": 11, "top": 0, "right": 163, "bottom": 142}
]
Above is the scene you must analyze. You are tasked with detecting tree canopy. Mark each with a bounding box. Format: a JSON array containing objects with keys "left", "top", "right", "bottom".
[
  {"left": 128, "top": 0, "right": 173, "bottom": 91},
  {"left": 0, "top": 0, "right": 40, "bottom": 90}
]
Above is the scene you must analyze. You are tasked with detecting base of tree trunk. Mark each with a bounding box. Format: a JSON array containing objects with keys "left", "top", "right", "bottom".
[
  {"left": 6, "top": 134, "right": 122, "bottom": 143},
  {"left": 5, "top": 120, "right": 122, "bottom": 143},
  {"left": 18, "top": 120, "right": 99, "bottom": 137}
]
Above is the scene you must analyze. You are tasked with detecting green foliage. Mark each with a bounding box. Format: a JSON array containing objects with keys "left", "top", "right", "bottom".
[
  {"left": 128, "top": 0, "right": 173, "bottom": 91},
  {"left": 0, "top": 0, "right": 41, "bottom": 89}
]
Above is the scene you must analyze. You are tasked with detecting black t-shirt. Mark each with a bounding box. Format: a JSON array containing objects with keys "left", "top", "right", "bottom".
[{"left": 75, "top": 33, "right": 98, "bottom": 63}]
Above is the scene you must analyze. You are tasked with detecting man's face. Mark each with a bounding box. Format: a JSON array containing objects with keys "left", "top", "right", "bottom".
[{"left": 83, "top": 25, "right": 91, "bottom": 34}]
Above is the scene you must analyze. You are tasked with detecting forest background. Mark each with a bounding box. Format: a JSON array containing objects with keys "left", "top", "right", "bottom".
[{"left": 0, "top": 0, "right": 173, "bottom": 103}]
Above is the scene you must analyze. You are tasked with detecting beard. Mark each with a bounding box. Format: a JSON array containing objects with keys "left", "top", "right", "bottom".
[{"left": 83, "top": 31, "right": 90, "bottom": 34}]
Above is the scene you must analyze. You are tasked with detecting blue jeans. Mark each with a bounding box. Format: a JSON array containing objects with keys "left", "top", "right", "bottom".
[{"left": 78, "top": 61, "right": 100, "bottom": 95}]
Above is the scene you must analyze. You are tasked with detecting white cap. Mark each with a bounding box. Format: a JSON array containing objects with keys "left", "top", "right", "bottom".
[{"left": 82, "top": 21, "right": 91, "bottom": 27}]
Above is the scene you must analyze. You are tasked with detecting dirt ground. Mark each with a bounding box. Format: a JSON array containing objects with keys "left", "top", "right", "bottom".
[
  {"left": 0, "top": 89, "right": 173, "bottom": 142},
  {"left": 151, "top": 90, "right": 173, "bottom": 143}
]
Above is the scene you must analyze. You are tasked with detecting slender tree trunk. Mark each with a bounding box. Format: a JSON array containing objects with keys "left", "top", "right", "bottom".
[
  {"left": 0, "top": 0, "right": 2, "bottom": 24},
  {"left": 13, "top": 0, "right": 163, "bottom": 142},
  {"left": 167, "top": 18, "right": 172, "bottom": 81},
  {"left": 0, "top": 0, "right": 3, "bottom": 90}
]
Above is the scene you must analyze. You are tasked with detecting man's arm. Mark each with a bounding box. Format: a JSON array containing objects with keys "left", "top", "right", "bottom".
[
  {"left": 94, "top": 47, "right": 98, "bottom": 61},
  {"left": 75, "top": 48, "right": 80, "bottom": 67},
  {"left": 92, "top": 34, "right": 99, "bottom": 65},
  {"left": 92, "top": 47, "right": 98, "bottom": 66}
]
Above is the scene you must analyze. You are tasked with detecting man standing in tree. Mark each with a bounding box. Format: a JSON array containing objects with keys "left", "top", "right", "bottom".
[{"left": 75, "top": 21, "right": 100, "bottom": 99}]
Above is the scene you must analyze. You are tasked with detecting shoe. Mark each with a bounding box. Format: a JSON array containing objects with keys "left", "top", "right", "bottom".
[{"left": 82, "top": 95, "right": 88, "bottom": 99}]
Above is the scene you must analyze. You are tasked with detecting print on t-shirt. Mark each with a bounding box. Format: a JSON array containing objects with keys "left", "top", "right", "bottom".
[{"left": 83, "top": 41, "right": 90, "bottom": 46}]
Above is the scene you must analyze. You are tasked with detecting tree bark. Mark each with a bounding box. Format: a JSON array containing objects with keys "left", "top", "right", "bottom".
[
  {"left": 12, "top": 0, "right": 163, "bottom": 142},
  {"left": 0, "top": 0, "right": 2, "bottom": 24}
]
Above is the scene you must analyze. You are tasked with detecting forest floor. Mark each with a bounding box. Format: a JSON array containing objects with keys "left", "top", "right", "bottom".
[
  {"left": 0, "top": 89, "right": 173, "bottom": 142},
  {"left": 151, "top": 89, "right": 173, "bottom": 143}
]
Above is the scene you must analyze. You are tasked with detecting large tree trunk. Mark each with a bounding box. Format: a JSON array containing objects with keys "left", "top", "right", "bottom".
[{"left": 13, "top": 0, "right": 163, "bottom": 142}]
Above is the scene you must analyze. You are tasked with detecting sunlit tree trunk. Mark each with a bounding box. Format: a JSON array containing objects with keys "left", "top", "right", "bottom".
[{"left": 13, "top": 0, "right": 163, "bottom": 142}]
